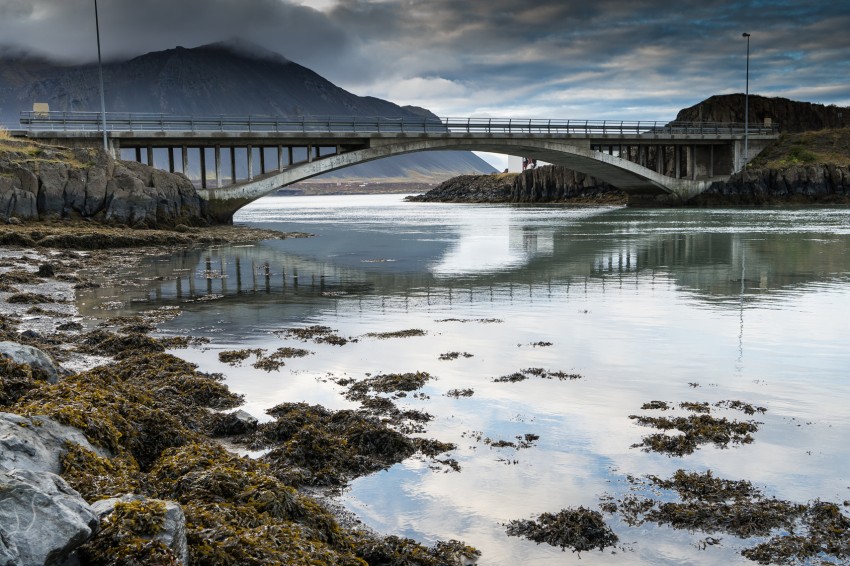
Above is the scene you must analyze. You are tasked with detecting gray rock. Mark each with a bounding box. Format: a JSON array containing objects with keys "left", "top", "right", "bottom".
[
  {"left": 0, "top": 341, "right": 66, "bottom": 383},
  {"left": 0, "top": 412, "right": 107, "bottom": 475},
  {"left": 91, "top": 495, "right": 188, "bottom": 565},
  {"left": 210, "top": 409, "right": 259, "bottom": 436},
  {"left": 36, "top": 161, "right": 70, "bottom": 217},
  {"left": 0, "top": 468, "right": 98, "bottom": 566},
  {"left": 0, "top": 527, "right": 19, "bottom": 566}
]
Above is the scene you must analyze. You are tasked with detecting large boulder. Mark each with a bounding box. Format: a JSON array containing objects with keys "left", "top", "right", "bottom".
[
  {"left": 0, "top": 413, "right": 107, "bottom": 475},
  {"left": 0, "top": 342, "right": 66, "bottom": 383},
  {"left": 0, "top": 145, "right": 210, "bottom": 226},
  {"left": 0, "top": 468, "right": 98, "bottom": 566},
  {"left": 91, "top": 495, "right": 188, "bottom": 565}
]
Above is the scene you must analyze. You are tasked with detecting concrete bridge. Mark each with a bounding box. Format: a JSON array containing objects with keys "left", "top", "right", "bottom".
[{"left": 16, "top": 111, "right": 779, "bottom": 222}]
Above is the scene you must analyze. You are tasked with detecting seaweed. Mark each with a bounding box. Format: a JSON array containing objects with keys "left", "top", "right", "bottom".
[
  {"left": 505, "top": 507, "right": 619, "bottom": 554},
  {"left": 629, "top": 413, "right": 761, "bottom": 456},
  {"left": 364, "top": 329, "right": 427, "bottom": 339},
  {"left": 218, "top": 348, "right": 265, "bottom": 365},
  {"left": 438, "top": 351, "right": 473, "bottom": 360},
  {"left": 78, "top": 499, "right": 179, "bottom": 565},
  {"left": 494, "top": 368, "right": 582, "bottom": 382}
]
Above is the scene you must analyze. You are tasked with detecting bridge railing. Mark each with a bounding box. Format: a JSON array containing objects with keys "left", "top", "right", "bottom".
[{"left": 18, "top": 111, "right": 779, "bottom": 136}]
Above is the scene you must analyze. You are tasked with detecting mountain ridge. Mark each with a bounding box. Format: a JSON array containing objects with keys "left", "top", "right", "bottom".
[{"left": 0, "top": 40, "right": 495, "bottom": 180}]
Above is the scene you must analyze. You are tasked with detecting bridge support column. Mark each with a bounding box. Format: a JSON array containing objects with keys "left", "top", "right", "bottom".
[
  {"left": 674, "top": 146, "right": 681, "bottom": 178},
  {"left": 656, "top": 146, "right": 663, "bottom": 174},
  {"left": 146, "top": 146, "right": 154, "bottom": 168},
  {"left": 182, "top": 146, "right": 188, "bottom": 175},
  {"left": 278, "top": 145, "right": 284, "bottom": 172},
  {"left": 215, "top": 146, "right": 222, "bottom": 189},
  {"left": 247, "top": 145, "right": 253, "bottom": 180}
]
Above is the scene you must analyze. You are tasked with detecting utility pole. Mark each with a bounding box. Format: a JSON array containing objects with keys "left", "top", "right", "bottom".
[
  {"left": 95, "top": 0, "right": 108, "bottom": 152},
  {"left": 742, "top": 32, "right": 751, "bottom": 171}
]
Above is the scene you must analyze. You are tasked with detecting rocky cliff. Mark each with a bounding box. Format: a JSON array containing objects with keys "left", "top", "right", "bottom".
[
  {"left": 692, "top": 164, "right": 850, "bottom": 205},
  {"left": 405, "top": 173, "right": 514, "bottom": 202},
  {"left": 407, "top": 166, "right": 625, "bottom": 204},
  {"left": 676, "top": 94, "right": 850, "bottom": 133},
  {"left": 0, "top": 140, "right": 209, "bottom": 226},
  {"left": 511, "top": 167, "right": 625, "bottom": 203}
]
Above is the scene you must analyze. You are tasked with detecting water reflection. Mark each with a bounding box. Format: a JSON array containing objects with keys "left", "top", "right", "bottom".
[
  {"left": 78, "top": 203, "right": 850, "bottom": 322},
  {"left": 75, "top": 197, "right": 850, "bottom": 565}
]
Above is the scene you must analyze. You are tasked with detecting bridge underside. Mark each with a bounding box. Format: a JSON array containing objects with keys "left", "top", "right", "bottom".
[{"left": 188, "top": 137, "right": 733, "bottom": 221}]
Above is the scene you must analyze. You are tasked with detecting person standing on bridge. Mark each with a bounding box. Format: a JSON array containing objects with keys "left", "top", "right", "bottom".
[{"left": 522, "top": 157, "right": 529, "bottom": 171}]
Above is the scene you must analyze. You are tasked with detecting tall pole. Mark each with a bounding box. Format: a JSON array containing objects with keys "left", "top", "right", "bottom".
[
  {"left": 742, "top": 32, "right": 750, "bottom": 170},
  {"left": 95, "top": 0, "right": 108, "bottom": 152}
]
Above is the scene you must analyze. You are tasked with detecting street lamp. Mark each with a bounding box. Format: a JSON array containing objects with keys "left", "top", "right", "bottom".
[
  {"left": 94, "top": 0, "right": 108, "bottom": 152},
  {"left": 742, "top": 32, "right": 750, "bottom": 170}
]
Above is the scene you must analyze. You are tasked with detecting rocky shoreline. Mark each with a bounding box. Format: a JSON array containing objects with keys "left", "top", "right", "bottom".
[
  {"left": 406, "top": 169, "right": 627, "bottom": 205},
  {"left": 0, "top": 223, "right": 480, "bottom": 566},
  {"left": 408, "top": 163, "right": 850, "bottom": 207}
]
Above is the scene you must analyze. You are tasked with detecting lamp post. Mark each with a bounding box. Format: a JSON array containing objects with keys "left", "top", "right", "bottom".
[
  {"left": 94, "top": 0, "right": 108, "bottom": 152},
  {"left": 742, "top": 32, "right": 750, "bottom": 170}
]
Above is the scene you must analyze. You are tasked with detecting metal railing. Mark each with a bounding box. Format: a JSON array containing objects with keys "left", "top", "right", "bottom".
[{"left": 18, "top": 111, "right": 779, "bottom": 136}]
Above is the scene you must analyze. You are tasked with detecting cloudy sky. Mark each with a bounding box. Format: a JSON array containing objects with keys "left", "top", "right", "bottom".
[{"left": 1, "top": 0, "right": 848, "bottom": 167}]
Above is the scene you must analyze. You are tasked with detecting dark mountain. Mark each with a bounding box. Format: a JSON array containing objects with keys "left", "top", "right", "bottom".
[
  {"left": 0, "top": 40, "right": 495, "bottom": 179},
  {"left": 676, "top": 94, "right": 850, "bottom": 133}
]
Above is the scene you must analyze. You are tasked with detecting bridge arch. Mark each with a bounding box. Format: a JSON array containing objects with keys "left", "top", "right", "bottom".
[{"left": 199, "top": 137, "right": 716, "bottom": 222}]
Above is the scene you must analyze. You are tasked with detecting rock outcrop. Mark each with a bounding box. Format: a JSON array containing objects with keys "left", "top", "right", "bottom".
[
  {"left": 0, "top": 342, "right": 66, "bottom": 383},
  {"left": 692, "top": 164, "right": 850, "bottom": 205},
  {"left": 0, "top": 468, "right": 98, "bottom": 566},
  {"left": 676, "top": 94, "right": 850, "bottom": 133},
  {"left": 405, "top": 174, "right": 513, "bottom": 202},
  {"left": 511, "top": 167, "right": 625, "bottom": 203},
  {"left": 0, "top": 143, "right": 210, "bottom": 227},
  {"left": 0, "top": 412, "right": 108, "bottom": 475},
  {"left": 407, "top": 167, "right": 626, "bottom": 204}
]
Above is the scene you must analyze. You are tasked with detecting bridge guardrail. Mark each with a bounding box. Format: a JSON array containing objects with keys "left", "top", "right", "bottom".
[{"left": 17, "top": 111, "right": 779, "bottom": 136}]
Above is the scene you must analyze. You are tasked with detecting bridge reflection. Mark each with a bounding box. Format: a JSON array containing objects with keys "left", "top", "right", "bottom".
[{"left": 76, "top": 210, "right": 850, "bottom": 322}]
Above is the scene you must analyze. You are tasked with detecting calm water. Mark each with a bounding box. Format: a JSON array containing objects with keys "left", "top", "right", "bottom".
[{"left": 78, "top": 195, "right": 850, "bottom": 565}]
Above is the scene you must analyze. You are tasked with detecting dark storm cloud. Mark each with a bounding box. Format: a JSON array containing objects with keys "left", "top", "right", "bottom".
[
  {"left": 0, "top": 0, "right": 848, "bottom": 118},
  {"left": 0, "top": 0, "right": 350, "bottom": 64}
]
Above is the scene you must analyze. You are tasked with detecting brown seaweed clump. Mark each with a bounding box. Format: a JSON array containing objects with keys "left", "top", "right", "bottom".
[
  {"left": 629, "top": 401, "right": 764, "bottom": 456},
  {"left": 493, "top": 367, "right": 582, "bottom": 383},
  {"left": 613, "top": 470, "right": 850, "bottom": 564},
  {"left": 277, "top": 325, "right": 349, "bottom": 345},
  {"left": 438, "top": 351, "right": 474, "bottom": 361},
  {"left": 16, "top": 352, "right": 242, "bottom": 468},
  {"left": 77, "top": 499, "right": 179, "bottom": 565},
  {"left": 445, "top": 388, "right": 474, "bottom": 398},
  {"left": 218, "top": 348, "right": 265, "bottom": 365},
  {"left": 344, "top": 371, "right": 435, "bottom": 400},
  {"left": 505, "top": 507, "right": 619, "bottom": 554},
  {"left": 364, "top": 329, "right": 427, "bottom": 339},
  {"left": 241, "top": 402, "right": 425, "bottom": 487}
]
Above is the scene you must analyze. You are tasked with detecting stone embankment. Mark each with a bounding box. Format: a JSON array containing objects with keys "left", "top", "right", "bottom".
[{"left": 0, "top": 140, "right": 210, "bottom": 227}]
